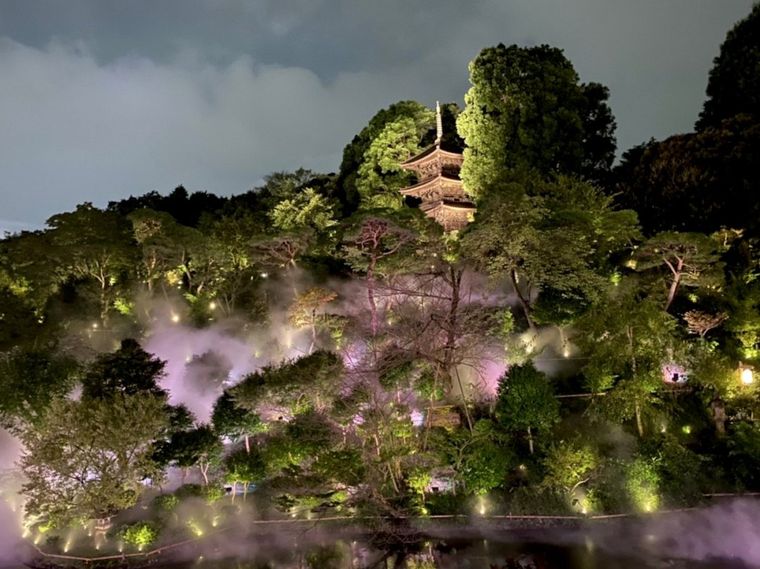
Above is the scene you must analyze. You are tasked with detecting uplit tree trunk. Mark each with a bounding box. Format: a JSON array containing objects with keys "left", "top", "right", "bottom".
[
  {"left": 510, "top": 269, "right": 535, "bottom": 329},
  {"left": 527, "top": 426, "right": 534, "bottom": 455},
  {"left": 663, "top": 257, "right": 684, "bottom": 312},
  {"left": 444, "top": 268, "right": 473, "bottom": 432},
  {"left": 244, "top": 434, "right": 250, "bottom": 454},
  {"left": 627, "top": 325, "right": 645, "bottom": 437}
]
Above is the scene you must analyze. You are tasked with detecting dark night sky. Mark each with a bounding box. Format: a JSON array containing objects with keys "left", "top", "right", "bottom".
[{"left": 0, "top": 0, "right": 754, "bottom": 233}]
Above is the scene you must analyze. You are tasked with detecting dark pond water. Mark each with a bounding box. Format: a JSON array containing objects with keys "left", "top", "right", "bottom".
[{"left": 169, "top": 530, "right": 752, "bottom": 569}]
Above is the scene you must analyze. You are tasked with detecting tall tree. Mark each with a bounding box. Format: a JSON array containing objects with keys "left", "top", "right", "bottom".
[
  {"left": 696, "top": 4, "right": 760, "bottom": 130},
  {"left": 457, "top": 44, "right": 616, "bottom": 196},
  {"left": 46, "top": 203, "right": 138, "bottom": 323},
  {"left": 212, "top": 390, "right": 265, "bottom": 453},
  {"left": 462, "top": 174, "right": 637, "bottom": 328},
  {"left": 577, "top": 282, "right": 678, "bottom": 437},
  {"left": 613, "top": 117, "right": 760, "bottom": 234},
  {"left": 81, "top": 338, "right": 167, "bottom": 401},
  {"left": 634, "top": 232, "right": 723, "bottom": 312},
  {"left": 336, "top": 101, "right": 434, "bottom": 214},
  {"left": 494, "top": 363, "right": 559, "bottom": 455},
  {"left": 0, "top": 348, "right": 78, "bottom": 432},
  {"left": 20, "top": 394, "right": 168, "bottom": 525}
]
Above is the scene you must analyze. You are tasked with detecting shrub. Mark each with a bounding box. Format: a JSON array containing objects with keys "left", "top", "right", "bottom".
[{"left": 121, "top": 521, "right": 159, "bottom": 549}]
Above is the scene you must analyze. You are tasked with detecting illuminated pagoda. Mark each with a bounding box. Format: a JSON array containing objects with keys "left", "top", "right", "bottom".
[{"left": 399, "top": 102, "right": 476, "bottom": 232}]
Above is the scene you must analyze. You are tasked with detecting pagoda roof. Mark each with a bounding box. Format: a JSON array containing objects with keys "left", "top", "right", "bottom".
[
  {"left": 401, "top": 145, "right": 464, "bottom": 168},
  {"left": 400, "top": 173, "right": 463, "bottom": 197},
  {"left": 420, "top": 199, "right": 476, "bottom": 213}
]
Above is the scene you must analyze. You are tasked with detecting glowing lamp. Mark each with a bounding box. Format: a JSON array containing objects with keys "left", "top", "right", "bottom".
[
  {"left": 209, "top": 301, "right": 217, "bottom": 311},
  {"left": 741, "top": 366, "right": 754, "bottom": 385},
  {"left": 171, "top": 313, "right": 180, "bottom": 323}
]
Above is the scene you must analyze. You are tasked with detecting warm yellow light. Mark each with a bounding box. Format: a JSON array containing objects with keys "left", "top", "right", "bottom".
[
  {"left": 171, "top": 313, "right": 180, "bottom": 323},
  {"left": 741, "top": 367, "right": 754, "bottom": 385},
  {"left": 260, "top": 272, "right": 269, "bottom": 279},
  {"left": 209, "top": 301, "right": 217, "bottom": 311}
]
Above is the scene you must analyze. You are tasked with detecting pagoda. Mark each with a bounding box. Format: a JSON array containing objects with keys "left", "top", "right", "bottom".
[{"left": 399, "top": 102, "right": 476, "bottom": 232}]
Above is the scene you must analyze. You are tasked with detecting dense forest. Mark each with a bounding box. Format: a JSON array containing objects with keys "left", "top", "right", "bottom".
[{"left": 2, "top": 4, "right": 760, "bottom": 556}]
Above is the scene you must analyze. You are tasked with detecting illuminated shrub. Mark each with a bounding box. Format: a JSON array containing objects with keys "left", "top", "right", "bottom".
[
  {"left": 121, "top": 521, "right": 159, "bottom": 549},
  {"left": 626, "top": 458, "right": 660, "bottom": 513}
]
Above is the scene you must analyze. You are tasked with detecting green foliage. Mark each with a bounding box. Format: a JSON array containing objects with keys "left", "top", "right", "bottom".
[
  {"left": 20, "top": 394, "right": 169, "bottom": 524},
  {"left": 269, "top": 188, "right": 338, "bottom": 233},
  {"left": 152, "top": 493, "right": 179, "bottom": 512},
  {"left": 639, "top": 434, "right": 704, "bottom": 506},
  {"left": 81, "top": 338, "right": 167, "bottom": 401},
  {"left": 495, "top": 363, "right": 559, "bottom": 443},
  {"left": 458, "top": 44, "right": 616, "bottom": 195},
  {"left": 121, "top": 521, "right": 159, "bottom": 549},
  {"left": 0, "top": 348, "right": 78, "bottom": 431},
  {"left": 541, "top": 441, "right": 598, "bottom": 493},
  {"left": 233, "top": 350, "right": 344, "bottom": 415},
  {"left": 625, "top": 457, "right": 660, "bottom": 512},
  {"left": 212, "top": 390, "right": 264, "bottom": 442},
  {"left": 356, "top": 114, "right": 432, "bottom": 209},
  {"left": 336, "top": 101, "right": 434, "bottom": 213},
  {"left": 726, "top": 422, "right": 760, "bottom": 490},
  {"left": 225, "top": 448, "right": 266, "bottom": 485}
]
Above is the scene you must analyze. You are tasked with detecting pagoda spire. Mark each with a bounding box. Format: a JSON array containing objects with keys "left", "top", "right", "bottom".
[{"left": 435, "top": 101, "right": 443, "bottom": 147}]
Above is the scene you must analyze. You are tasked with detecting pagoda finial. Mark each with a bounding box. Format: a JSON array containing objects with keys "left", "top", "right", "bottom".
[{"left": 435, "top": 101, "right": 442, "bottom": 147}]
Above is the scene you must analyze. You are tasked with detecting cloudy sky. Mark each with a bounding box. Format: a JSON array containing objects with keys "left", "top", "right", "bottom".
[{"left": 0, "top": 0, "right": 754, "bottom": 233}]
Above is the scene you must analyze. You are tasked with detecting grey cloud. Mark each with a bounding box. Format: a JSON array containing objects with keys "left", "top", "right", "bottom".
[{"left": 0, "top": 0, "right": 755, "bottom": 229}]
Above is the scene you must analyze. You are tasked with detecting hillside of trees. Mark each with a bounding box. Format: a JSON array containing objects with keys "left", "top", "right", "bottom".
[{"left": 2, "top": 4, "right": 760, "bottom": 556}]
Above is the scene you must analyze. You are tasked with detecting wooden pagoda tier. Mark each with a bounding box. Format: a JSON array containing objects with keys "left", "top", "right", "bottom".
[
  {"left": 420, "top": 199, "right": 476, "bottom": 232},
  {"left": 400, "top": 145, "right": 464, "bottom": 179},
  {"left": 399, "top": 148, "right": 476, "bottom": 232}
]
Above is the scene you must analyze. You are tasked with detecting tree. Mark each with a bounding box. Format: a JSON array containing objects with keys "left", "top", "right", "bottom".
[
  {"left": 46, "top": 203, "right": 138, "bottom": 323},
  {"left": 81, "top": 338, "right": 167, "bottom": 401},
  {"left": 156, "top": 425, "right": 222, "bottom": 486},
  {"left": 0, "top": 348, "right": 78, "bottom": 432},
  {"left": 20, "top": 394, "right": 168, "bottom": 525},
  {"left": 494, "top": 363, "right": 559, "bottom": 454},
  {"left": 288, "top": 287, "right": 339, "bottom": 353},
  {"left": 269, "top": 188, "right": 338, "bottom": 233},
  {"left": 462, "top": 174, "right": 637, "bottom": 328},
  {"left": 356, "top": 115, "right": 432, "bottom": 209},
  {"left": 232, "top": 351, "right": 344, "bottom": 416},
  {"left": 634, "top": 232, "right": 723, "bottom": 312},
  {"left": 224, "top": 448, "right": 266, "bottom": 499},
  {"left": 457, "top": 44, "right": 616, "bottom": 196},
  {"left": 336, "top": 101, "right": 435, "bottom": 214},
  {"left": 684, "top": 310, "right": 728, "bottom": 338},
  {"left": 541, "top": 441, "right": 598, "bottom": 495},
  {"left": 128, "top": 208, "right": 202, "bottom": 294},
  {"left": 340, "top": 212, "right": 424, "bottom": 336},
  {"left": 613, "top": 117, "right": 760, "bottom": 234},
  {"left": 211, "top": 390, "right": 264, "bottom": 453},
  {"left": 577, "top": 282, "right": 678, "bottom": 437},
  {"left": 697, "top": 4, "right": 760, "bottom": 130}
]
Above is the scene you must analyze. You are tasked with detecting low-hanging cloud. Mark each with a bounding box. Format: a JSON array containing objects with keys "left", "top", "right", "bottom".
[
  {"left": 0, "top": 0, "right": 755, "bottom": 233},
  {"left": 0, "top": 39, "right": 409, "bottom": 231}
]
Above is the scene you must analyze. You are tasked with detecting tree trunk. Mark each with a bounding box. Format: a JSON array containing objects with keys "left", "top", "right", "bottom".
[
  {"left": 244, "top": 434, "right": 250, "bottom": 454},
  {"left": 634, "top": 400, "right": 644, "bottom": 438},
  {"left": 510, "top": 269, "right": 535, "bottom": 329},
  {"left": 664, "top": 258, "right": 684, "bottom": 312},
  {"left": 367, "top": 259, "right": 378, "bottom": 337},
  {"left": 527, "top": 426, "right": 534, "bottom": 455},
  {"left": 445, "top": 268, "right": 473, "bottom": 432}
]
